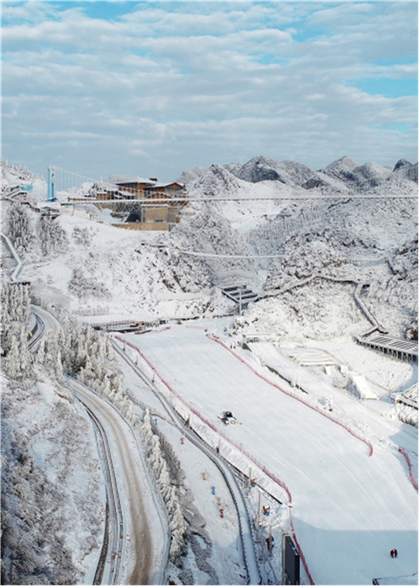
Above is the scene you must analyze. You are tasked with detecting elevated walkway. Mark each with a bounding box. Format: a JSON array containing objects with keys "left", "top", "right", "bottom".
[
  {"left": 353, "top": 283, "right": 388, "bottom": 334},
  {"left": 260, "top": 269, "right": 417, "bottom": 361}
]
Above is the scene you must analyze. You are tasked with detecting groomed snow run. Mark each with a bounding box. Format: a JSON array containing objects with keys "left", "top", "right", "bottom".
[{"left": 122, "top": 323, "right": 418, "bottom": 586}]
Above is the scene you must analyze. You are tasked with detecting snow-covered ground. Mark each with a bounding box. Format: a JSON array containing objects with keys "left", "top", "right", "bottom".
[
  {"left": 119, "top": 323, "right": 417, "bottom": 585},
  {"left": 1, "top": 156, "right": 417, "bottom": 585}
]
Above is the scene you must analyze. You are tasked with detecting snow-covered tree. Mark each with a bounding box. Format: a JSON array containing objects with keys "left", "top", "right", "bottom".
[
  {"left": 54, "top": 348, "right": 65, "bottom": 383},
  {"left": 158, "top": 459, "right": 172, "bottom": 499},
  {"left": 7, "top": 203, "right": 35, "bottom": 254},
  {"left": 72, "top": 226, "right": 92, "bottom": 246},
  {"left": 38, "top": 216, "right": 68, "bottom": 256},
  {"left": 169, "top": 502, "right": 188, "bottom": 561},
  {"left": 18, "top": 325, "right": 33, "bottom": 380},
  {"left": 102, "top": 377, "right": 111, "bottom": 397},
  {"left": 68, "top": 267, "right": 110, "bottom": 300},
  {"left": 35, "top": 336, "right": 46, "bottom": 365},
  {"left": 407, "top": 320, "right": 418, "bottom": 341},
  {"left": 3, "top": 324, "right": 32, "bottom": 385},
  {"left": 3, "top": 335, "right": 21, "bottom": 379},
  {"left": 44, "top": 331, "right": 58, "bottom": 369},
  {"left": 142, "top": 409, "right": 154, "bottom": 444}
]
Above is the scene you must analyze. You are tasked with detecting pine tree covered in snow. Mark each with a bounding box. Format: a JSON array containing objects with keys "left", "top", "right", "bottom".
[
  {"left": 6, "top": 203, "right": 35, "bottom": 255},
  {"left": 68, "top": 267, "right": 111, "bottom": 300},
  {"left": 1, "top": 284, "right": 33, "bottom": 384},
  {"left": 72, "top": 226, "right": 92, "bottom": 247},
  {"left": 38, "top": 216, "right": 68, "bottom": 256},
  {"left": 142, "top": 409, "right": 188, "bottom": 562},
  {"left": 1, "top": 283, "right": 31, "bottom": 325},
  {"left": 34, "top": 336, "right": 46, "bottom": 365},
  {"left": 3, "top": 335, "right": 22, "bottom": 380},
  {"left": 1, "top": 371, "right": 104, "bottom": 585}
]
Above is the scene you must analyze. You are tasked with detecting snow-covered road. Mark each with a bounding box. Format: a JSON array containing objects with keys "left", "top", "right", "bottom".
[
  {"left": 31, "top": 306, "right": 168, "bottom": 585},
  {"left": 68, "top": 378, "right": 168, "bottom": 585},
  {"left": 72, "top": 386, "right": 125, "bottom": 585},
  {"left": 124, "top": 323, "right": 418, "bottom": 585}
]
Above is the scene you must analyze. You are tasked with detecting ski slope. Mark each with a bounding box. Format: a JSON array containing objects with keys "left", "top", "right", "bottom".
[{"left": 124, "top": 323, "right": 418, "bottom": 585}]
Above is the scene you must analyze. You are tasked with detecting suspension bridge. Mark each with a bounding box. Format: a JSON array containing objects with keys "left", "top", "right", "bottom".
[
  {"left": 35, "top": 164, "right": 418, "bottom": 205},
  {"left": 46, "top": 165, "right": 97, "bottom": 201}
]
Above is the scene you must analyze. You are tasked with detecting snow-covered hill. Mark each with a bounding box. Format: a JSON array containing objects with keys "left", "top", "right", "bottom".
[
  {"left": 1, "top": 154, "right": 418, "bottom": 585},
  {"left": 180, "top": 154, "right": 418, "bottom": 197},
  {"left": 231, "top": 155, "right": 314, "bottom": 186},
  {"left": 2, "top": 155, "right": 417, "bottom": 334},
  {"left": 1, "top": 160, "right": 47, "bottom": 201},
  {"left": 1, "top": 371, "right": 105, "bottom": 584}
]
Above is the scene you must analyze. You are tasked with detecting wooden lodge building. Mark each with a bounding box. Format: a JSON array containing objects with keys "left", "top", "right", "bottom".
[{"left": 73, "top": 176, "right": 188, "bottom": 231}]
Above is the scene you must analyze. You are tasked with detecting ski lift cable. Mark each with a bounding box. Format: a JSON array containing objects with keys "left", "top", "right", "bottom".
[
  {"left": 176, "top": 249, "right": 284, "bottom": 259},
  {"left": 138, "top": 242, "right": 283, "bottom": 259},
  {"left": 69, "top": 192, "right": 418, "bottom": 205},
  {"left": 137, "top": 242, "right": 283, "bottom": 259}
]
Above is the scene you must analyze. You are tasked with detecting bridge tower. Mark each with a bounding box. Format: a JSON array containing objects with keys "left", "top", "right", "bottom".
[{"left": 47, "top": 165, "right": 55, "bottom": 202}]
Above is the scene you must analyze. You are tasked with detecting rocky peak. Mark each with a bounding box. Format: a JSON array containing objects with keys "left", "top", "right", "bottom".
[
  {"left": 393, "top": 159, "right": 412, "bottom": 171},
  {"left": 321, "top": 156, "right": 359, "bottom": 178},
  {"left": 231, "top": 156, "right": 314, "bottom": 186},
  {"left": 192, "top": 163, "right": 243, "bottom": 197}
]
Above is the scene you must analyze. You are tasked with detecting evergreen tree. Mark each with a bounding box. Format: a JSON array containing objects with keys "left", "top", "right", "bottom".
[
  {"left": 38, "top": 216, "right": 68, "bottom": 256},
  {"left": 35, "top": 337, "right": 46, "bottom": 366},
  {"left": 54, "top": 349, "right": 65, "bottom": 383},
  {"left": 18, "top": 325, "right": 32, "bottom": 379},
  {"left": 7, "top": 203, "right": 35, "bottom": 254},
  {"left": 4, "top": 336, "right": 20, "bottom": 379},
  {"left": 102, "top": 377, "right": 111, "bottom": 397}
]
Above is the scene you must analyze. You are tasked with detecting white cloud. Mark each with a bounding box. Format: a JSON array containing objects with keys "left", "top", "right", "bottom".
[{"left": 1, "top": 1, "right": 417, "bottom": 180}]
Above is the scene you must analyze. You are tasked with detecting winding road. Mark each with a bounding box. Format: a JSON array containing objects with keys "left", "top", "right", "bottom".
[
  {"left": 30, "top": 306, "right": 168, "bottom": 585},
  {"left": 69, "top": 378, "right": 160, "bottom": 585}
]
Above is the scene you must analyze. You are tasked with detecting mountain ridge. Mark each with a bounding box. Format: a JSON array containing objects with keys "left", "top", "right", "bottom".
[{"left": 178, "top": 155, "right": 418, "bottom": 197}]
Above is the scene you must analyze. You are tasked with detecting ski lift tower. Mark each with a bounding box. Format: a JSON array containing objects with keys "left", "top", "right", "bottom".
[{"left": 47, "top": 165, "right": 55, "bottom": 202}]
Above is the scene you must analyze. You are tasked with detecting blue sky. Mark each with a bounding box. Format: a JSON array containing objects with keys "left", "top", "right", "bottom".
[{"left": 1, "top": 1, "right": 417, "bottom": 182}]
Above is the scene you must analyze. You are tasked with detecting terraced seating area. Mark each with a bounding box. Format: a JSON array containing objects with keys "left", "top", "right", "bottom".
[{"left": 356, "top": 333, "right": 418, "bottom": 362}]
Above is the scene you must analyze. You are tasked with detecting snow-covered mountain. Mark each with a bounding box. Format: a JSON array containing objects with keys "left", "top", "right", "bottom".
[
  {"left": 393, "top": 158, "right": 419, "bottom": 182},
  {"left": 231, "top": 155, "right": 314, "bottom": 186},
  {"left": 176, "top": 165, "right": 207, "bottom": 186},
  {"left": 2, "top": 155, "right": 417, "bottom": 336},
  {"left": 1, "top": 155, "right": 418, "bottom": 585},
  {"left": 1, "top": 160, "right": 47, "bottom": 201},
  {"left": 181, "top": 154, "right": 418, "bottom": 197},
  {"left": 187, "top": 163, "right": 247, "bottom": 197}
]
